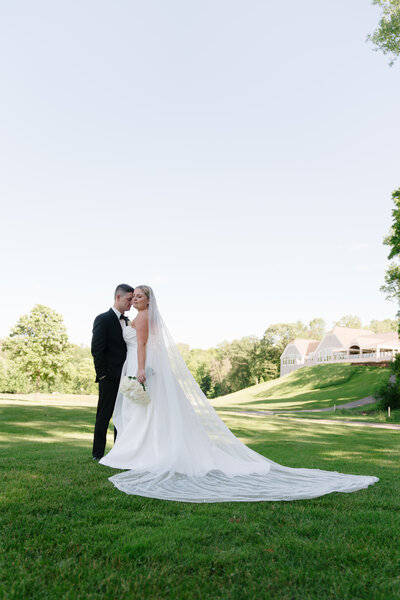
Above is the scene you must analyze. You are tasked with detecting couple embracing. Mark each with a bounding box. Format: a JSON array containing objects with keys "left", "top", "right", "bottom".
[{"left": 91, "top": 284, "right": 378, "bottom": 503}]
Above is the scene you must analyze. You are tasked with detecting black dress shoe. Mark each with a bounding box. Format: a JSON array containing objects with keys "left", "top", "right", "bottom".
[{"left": 92, "top": 456, "right": 102, "bottom": 461}]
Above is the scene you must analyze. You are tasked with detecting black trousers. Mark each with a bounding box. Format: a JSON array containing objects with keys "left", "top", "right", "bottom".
[{"left": 92, "top": 379, "right": 119, "bottom": 459}]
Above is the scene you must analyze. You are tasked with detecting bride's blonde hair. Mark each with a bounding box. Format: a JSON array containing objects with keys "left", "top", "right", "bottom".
[{"left": 135, "top": 285, "right": 151, "bottom": 300}]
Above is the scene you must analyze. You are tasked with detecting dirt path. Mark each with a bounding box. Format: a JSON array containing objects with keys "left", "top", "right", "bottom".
[
  {"left": 224, "top": 396, "right": 377, "bottom": 418},
  {"left": 225, "top": 397, "right": 400, "bottom": 430},
  {"left": 226, "top": 409, "right": 400, "bottom": 430}
]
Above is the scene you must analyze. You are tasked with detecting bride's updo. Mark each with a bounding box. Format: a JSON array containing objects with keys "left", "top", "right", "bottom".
[{"left": 135, "top": 285, "right": 151, "bottom": 300}]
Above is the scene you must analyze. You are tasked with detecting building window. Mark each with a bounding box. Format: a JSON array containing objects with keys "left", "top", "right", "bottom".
[
  {"left": 317, "top": 349, "right": 332, "bottom": 362},
  {"left": 282, "top": 354, "right": 297, "bottom": 365}
]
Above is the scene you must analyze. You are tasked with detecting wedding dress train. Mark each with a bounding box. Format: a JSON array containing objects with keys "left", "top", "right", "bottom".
[{"left": 99, "top": 289, "right": 378, "bottom": 503}]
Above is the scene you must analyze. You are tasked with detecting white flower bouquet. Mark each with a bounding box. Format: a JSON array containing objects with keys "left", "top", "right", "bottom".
[{"left": 120, "top": 375, "right": 151, "bottom": 405}]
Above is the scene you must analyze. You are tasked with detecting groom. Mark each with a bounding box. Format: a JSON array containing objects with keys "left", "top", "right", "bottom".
[{"left": 91, "top": 283, "right": 134, "bottom": 460}]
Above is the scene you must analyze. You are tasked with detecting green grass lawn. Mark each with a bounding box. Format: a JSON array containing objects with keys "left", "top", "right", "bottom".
[
  {"left": 213, "top": 364, "right": 390, "bottom": 413},
  {"left": 1, "top": 394, "right": 399, "bottom": 600}
]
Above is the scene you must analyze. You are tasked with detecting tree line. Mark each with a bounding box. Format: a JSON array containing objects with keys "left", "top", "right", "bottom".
[
  {"left": 178, "top": 316, "right": 396, "bottom": 398},
  {"left": 0, "top": 305, "right": 396, "bottom": 399}
]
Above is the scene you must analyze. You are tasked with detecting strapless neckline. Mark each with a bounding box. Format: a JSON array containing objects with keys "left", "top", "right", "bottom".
[{"left": 123, "top": 326, "right": 137, "bottom": 343}]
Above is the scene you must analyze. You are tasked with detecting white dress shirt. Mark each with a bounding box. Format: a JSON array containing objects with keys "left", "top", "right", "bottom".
[{"left": 111, "top": 307, "right": 130, "bottom": 329}]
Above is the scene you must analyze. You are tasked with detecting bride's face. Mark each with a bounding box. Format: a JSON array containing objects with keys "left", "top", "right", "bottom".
[{"left": 131, "top": 289, "right": 149, "bottom": 311}]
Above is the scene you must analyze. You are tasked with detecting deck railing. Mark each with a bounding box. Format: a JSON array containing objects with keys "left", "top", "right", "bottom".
[
  {"left": 307, "top": 350, "right": 395, "bottom": 365},
  {"left": 280, "top": 350, "right": 397, "bottom": 376}
]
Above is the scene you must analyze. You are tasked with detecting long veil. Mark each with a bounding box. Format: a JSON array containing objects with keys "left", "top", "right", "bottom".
[{"left": 107, "top": 287, "right": 378, "bottom": 502}]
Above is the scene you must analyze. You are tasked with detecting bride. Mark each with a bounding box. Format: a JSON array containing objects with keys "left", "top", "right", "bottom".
[{"left": 100, "top": 286, "right": 378, "bottom": 502}]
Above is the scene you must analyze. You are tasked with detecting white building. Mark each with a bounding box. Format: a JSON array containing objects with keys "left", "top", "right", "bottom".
[{"left": 280, "top": 326, "right": 400, "bottom": 377}]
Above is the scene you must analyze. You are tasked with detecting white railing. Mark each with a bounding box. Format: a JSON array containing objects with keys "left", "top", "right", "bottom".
[
  {"left": 280, "top": 350, "right": 397, "bottom": 376},
  {"left": 306, "top": 351, "right": 395, "bottom": 366}
]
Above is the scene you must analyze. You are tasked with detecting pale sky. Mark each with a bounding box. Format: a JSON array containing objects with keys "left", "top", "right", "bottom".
[{"left": 0, "top": 1, "right": 399, "bottom": 349}]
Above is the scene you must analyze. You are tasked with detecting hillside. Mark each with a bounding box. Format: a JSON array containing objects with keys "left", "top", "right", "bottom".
[{"left": 212, "top": 363, "right": 390, "bottom": 412}]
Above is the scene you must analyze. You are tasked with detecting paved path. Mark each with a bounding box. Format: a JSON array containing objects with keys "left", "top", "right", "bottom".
[
  {"left": 269, "top": 395, "right": 377, "bottom": 413},
  {"left": 226, "top": 409, "right": 400, "bottom": 430},
  {"left": 224, "top": 395, "right": 400, "bottom": 430},
  {"left": 226, "top": 396, "right": 377, "bottom": 416}
]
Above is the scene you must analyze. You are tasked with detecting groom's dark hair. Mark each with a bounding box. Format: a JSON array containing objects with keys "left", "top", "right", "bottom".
[{"left": 114, "top": 284, "right": 134, "bottom": 298}]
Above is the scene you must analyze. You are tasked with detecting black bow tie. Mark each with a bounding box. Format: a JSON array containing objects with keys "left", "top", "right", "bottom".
[{"left": 120, "top": 315, "right": 129, "bottom": 325}]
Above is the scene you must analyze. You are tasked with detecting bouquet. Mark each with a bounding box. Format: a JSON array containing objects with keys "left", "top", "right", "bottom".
[{"left": 120, "top": 375, "right": 151, "bottom": 405}]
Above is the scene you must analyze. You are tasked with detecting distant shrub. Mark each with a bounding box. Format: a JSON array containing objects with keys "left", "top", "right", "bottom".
[
  {"left": 376, "top": 354, "right": 400, "bottom": 410},
  {"left": 377, "top": 381, "right": 400, "bottom": 410}
]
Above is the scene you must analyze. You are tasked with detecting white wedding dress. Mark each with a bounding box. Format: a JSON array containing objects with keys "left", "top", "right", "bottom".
[{"left": 100, "top": 289, "right": 378, "bottom": 503}]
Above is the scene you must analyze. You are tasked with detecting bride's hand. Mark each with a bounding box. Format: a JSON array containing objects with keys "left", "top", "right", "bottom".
[{"left": 137, "top": 369, "right": 146, "bottom": 384}]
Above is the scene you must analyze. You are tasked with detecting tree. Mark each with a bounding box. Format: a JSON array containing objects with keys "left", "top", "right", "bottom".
[
  {"left": 219, "top": 336, "right": 260, "bottom": 392},
  {"left": 2, "top": 305, "right": 72, "bottom": 399},
  {"left": 376, "top": 353, "right": 400, "bottom": 409},
  {"left": 183, "top": 347, "right": 216, "bottom": 396},
  {"left": 368, "top": 318, "right": 398, "bottom": 333},
  {"left": 381, "top": 188, "right": 400, "bottom": 333},
  {"left": 368, "top": 1, "right": 400, "bottom": 65},
  {"left": 209, "top": 354, "right": 232, "bottom": 398},
  {"left": 263, "top": 322, "right": 308, "bottom": 355},
  {"left": 65, "top": 344, "right": 97, "bottom": 395},
  {"left": 334, "top": 315, "right": 362, "bottom": 329},
  {"left": 0, "top": 356, "right": 7, "bottom": 392},
  {"left": 307, "top": 318, "right": 326, "bottom": 340},
  {"left": 177, "top": 343, "right": 191, "bottom": 362},
  {"left": 258, "top": 322, "right": 309, "bottom": 376},
  {"left": 250, "top": 340, "right": 279, "bottom": 384},
  {"left": 72, "top": 358, "right": 98, "bottom": 395}
]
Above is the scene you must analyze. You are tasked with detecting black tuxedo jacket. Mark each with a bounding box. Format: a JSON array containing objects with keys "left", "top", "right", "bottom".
[{"left": 91, "top": 309, "right": 127, "bottom": 383}]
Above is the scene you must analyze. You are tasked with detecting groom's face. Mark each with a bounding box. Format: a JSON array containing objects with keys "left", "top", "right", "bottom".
[{"left": 116, "top": 292, "right": 133, "bottom": 314}]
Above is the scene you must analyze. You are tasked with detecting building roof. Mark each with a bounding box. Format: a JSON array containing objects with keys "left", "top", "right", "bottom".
[
  {"left": 326, "top": 326, "right": 374, "bottom": 348},
  {"left": 327, "top": 326, "right": 400, "bottom": 350},
  {"left": 284, "top": 338, "right": 320, "bottom": 355},
  {"left": 307, "top": 340, "right": 320, "bottom": 353}
]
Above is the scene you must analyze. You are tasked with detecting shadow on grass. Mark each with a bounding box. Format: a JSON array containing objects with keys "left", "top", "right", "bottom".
[
  {"left": 260, "top": 364, "right": 356, "bottom": 396},
  {"left": 1, "top": 398, "right": 399, "bottom": 482},
  {"left": 0, "top": 404, "right": 96, "bottom": 446}
]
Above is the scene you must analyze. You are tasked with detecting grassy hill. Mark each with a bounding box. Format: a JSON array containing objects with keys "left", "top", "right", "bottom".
[{"left": 212, "top": 363, "right": 390, "bottom": 412}]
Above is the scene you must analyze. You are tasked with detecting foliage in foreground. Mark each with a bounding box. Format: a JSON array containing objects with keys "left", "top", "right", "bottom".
[
  {"left": 381, "top": 187, "right": 400, "bottom": 334},
  {"left": 369, "top": 0, "right": 400, "bottom": 65}
]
